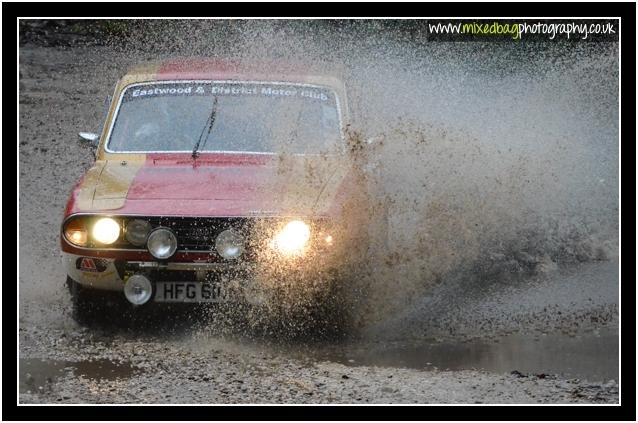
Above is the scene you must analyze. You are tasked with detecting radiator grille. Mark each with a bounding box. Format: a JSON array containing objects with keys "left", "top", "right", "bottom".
[{"left": 147, "top": 217, "right": 254, "bottom": 252}]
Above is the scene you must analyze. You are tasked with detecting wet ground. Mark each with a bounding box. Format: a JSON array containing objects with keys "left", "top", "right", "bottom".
[
  {"left": 297, "top": 327, "right": 619, "bottom": 381},
  {"left": 19, "top": 324, "right": 618, "bottom": 400},
  {"left": 20, "top": 358, "right": 141, "bottom": 394},
  {"left": 18, "top": 253, "right": 620, "bottom": 403},
  {"left": 18, "top": 41, "right": 619, "bottom": 404},
  {"left": 20, "top": 325, "right": 618, "bottom": 397}
]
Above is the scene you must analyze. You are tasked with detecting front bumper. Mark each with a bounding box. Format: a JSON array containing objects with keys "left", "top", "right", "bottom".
[
  {"left": 64, "top": 250, "right": 350, "bottom": 293},
  {"left": 65, "top": 253, "right": 258, "bottom": 290}
]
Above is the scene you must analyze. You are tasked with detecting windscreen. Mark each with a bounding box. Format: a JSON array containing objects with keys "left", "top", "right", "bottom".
[{"left": 106, "top": 81, "right": 343, "bottom": 154}]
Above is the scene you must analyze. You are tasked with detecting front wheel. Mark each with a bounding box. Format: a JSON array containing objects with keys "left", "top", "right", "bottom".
[{"left": 66, "top": 277, "right": 128, "bottom": 326}]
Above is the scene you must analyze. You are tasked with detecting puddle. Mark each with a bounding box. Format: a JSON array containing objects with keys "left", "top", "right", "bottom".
[
  {"left": 19, "top": 358, "right": 140, "bottom": 393},
  {"left": 305, "top": 327, "right": 618, "bottom": 382}
]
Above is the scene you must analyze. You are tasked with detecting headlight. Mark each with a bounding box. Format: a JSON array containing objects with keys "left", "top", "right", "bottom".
[
  {"left": 147, "top": 227, "right": 178, "bottom": 259},
  {"left": 92, "top": 217, "right": 121, "bottom": 245},
  {"left": 215, "top": 229, "right": 244, "bottom": 260},
  {"left": 64, "top": 218, "right": 88, "bottom": 246},
  {"left": 125, "top": 219, "right": 152, "bottom": 246},
  {"left": 270, "top": 220, "right": 311, "bottom": 256}
]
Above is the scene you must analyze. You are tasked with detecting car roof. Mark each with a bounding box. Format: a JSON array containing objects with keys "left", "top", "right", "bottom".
[{"left": 121, "top": 58, "right": 346, "bottom": 92}]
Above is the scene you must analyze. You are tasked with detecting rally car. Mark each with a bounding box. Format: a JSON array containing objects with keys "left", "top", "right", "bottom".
[{"left": 61, "top": 58, "right": 385, "bottom": 326}]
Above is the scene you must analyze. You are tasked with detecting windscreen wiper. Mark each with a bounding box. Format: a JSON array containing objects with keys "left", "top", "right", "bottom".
[{"left": 192, "top": 96, "right": 219, "bottom": 159}]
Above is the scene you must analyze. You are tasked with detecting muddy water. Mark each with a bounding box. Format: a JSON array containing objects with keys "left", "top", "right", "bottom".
[
  {"left": 306, "top": 327, "right": 618, "bottom": 382},
  {"left": 19, "top": 358, "right": 140, "bottom": 394},
  {"left": 209, "top": 258, "right": 619, "bottom": 383},
  {"left": 19, "top": 327, "right": 617, "bottom": 396}
]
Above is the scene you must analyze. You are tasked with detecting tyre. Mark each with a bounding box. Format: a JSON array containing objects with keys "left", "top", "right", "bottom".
[{"left": 66, "top": 277, "right": 127, "bottom": 326}]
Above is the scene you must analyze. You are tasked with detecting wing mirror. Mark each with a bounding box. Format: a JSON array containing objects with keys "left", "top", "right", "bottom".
[
  {"left": 78, "top": 132, "right": 99, "bottom": 157},
  {"left": 79, "top": 132, "right": 99, "bottom": 144}
]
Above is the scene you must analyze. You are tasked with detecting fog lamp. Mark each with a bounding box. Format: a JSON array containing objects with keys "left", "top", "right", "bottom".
[
  {"left": 124, "top": 274, "right": 153, "bottom": 305},
  {"left": 215, "top": 229, "right": 244, "bottom": 260},
  {"left": 147, "top": 227, "right": 178, "bottom": 259}
]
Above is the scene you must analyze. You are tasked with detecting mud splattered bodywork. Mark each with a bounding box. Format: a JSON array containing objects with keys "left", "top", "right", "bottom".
[{"left": 61, "top": 59, "right": 374, "bottom": 310}]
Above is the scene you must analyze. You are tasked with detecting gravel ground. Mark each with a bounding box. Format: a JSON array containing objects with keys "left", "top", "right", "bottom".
[
  {"left": 18, "top": 325, "right": 618, "bottom": 404},
  {"left": 18, "top": 44, "right": 619, "bottom": 404}
]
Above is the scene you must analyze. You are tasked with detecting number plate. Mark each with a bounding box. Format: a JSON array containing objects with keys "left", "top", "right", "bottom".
[{"left": 154, "top": 282, "right": 227, "bottom": 303}]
